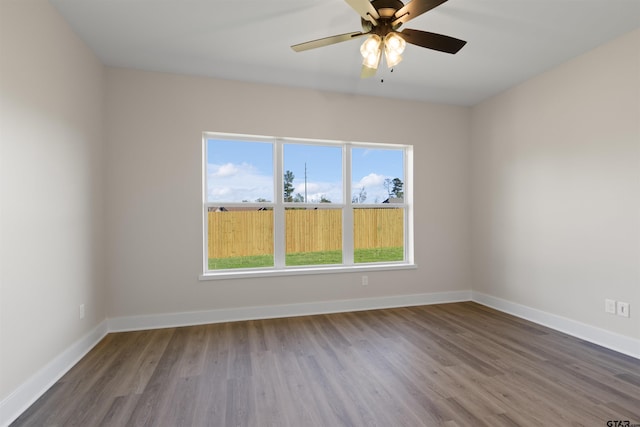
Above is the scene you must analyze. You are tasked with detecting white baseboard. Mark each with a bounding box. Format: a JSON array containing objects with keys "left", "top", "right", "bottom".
[
  {"left": 0, "top": 320, "right": 109, "bottom": 427},
  {"left": 108, "top": 290, "right": 473, "bottom": 332},
  {"left": 472, "top": 292, "right": 640, "bottom": 359}
]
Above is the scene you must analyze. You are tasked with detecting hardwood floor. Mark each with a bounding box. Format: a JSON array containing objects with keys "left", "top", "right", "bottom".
[{"left": 12, "top": 302, "right": 640, "bottom": 426}]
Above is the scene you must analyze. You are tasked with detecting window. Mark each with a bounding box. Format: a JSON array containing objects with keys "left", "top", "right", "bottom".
[
  {"left": 202, "top": 133, "right": 413, "bottom": 277},
  {"left": 351, "top": 147, "right": 406, "bottom": 264}
]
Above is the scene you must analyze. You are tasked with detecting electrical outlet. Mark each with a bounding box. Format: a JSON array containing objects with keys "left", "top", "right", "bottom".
[
  {"left": 362, "top": 275, "right": 368, "bottom": 286},
  {"left": 79, "top": 304, "right": 85, "bottom": 319},
  {"left": 616, "top": 301, "right": 629, "bottom": 318},
  {"left": 605, "top": 299, "right": 616, "bottom": 314}
]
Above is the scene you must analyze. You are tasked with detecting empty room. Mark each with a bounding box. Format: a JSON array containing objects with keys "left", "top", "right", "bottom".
[{"left": 1, "top": 0, "right": 639, "bottom": 425}]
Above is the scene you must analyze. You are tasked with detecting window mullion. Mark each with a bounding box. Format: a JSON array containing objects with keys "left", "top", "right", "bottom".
[
  {"left": 202, "top": 135, "right": 209, "bottom": 272},
  {"left": 405, "top": 146, "right": 413, "bottom": 264},
  {"left": 273, "top": 140, "right": 285, "bottom": 268},
  {"left": 343, "top": 144, "right": 354, "bottom": 265}
]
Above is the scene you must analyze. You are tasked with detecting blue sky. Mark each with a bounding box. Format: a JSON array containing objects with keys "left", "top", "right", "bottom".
[{"left": 206, "top": 138, "right": 404, "bottom": 204}]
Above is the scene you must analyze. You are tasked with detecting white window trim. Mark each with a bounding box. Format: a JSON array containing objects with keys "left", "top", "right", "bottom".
[
  {"left": 199, "top": 263, "right": 417, "bottom": 281},
  {"left": 201, "top": 132, "right": 414, "bottom": 279}
]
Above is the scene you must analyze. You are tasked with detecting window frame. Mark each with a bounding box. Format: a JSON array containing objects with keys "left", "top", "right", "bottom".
[{"left": 201, "top": 132, "right": 415, "bottom": 279}]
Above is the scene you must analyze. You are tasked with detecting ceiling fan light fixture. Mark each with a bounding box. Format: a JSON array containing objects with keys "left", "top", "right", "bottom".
[
  {"left": 291, "top": 0, "right": 467, "bottom": 78},
  {"left": 385, "top": 32, "right": 406, "bottom": 53},
  {"left": 360, "top": 34, "right": 382, "bottom": 69},
  {"left": 384, "top": 32, "right": 406, "bottom": 68},
  {"left": 384, "top": 49, "right": 403, "bottom": 68},
  {"left": 362, "top": 49, "right": 382, "bottom": 69}
]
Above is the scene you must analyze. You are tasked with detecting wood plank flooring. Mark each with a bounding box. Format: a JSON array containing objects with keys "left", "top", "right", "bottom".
[{"left": 11, "top": 302, "right": 640, "bottom": 426}]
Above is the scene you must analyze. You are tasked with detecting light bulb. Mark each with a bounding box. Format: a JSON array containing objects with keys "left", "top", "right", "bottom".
[
  {"left": 360, "top": 35, "right": 382, "bottom": 57},
  {"left": 385, "top": 33, "right": 406, "bottom": 55},
  {"left": 388, "top": 35, "right": 403, "bottom": 51},
  {"left": 361, "top": 35, "right": 382, "bottom": 70},
  {"left": 384, "top": 33, "right": 406, "bottom": 68},
  {"left": 385, "top": 51, "right": 402, "bottom": 68},
  {"left": 364, "top": 51, "right": 380, "bottom": 68}
]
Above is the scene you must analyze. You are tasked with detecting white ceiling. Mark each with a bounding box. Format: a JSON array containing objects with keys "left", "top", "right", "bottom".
[{"left": 51, "top": 0, "right": 640, "bottom": 106}]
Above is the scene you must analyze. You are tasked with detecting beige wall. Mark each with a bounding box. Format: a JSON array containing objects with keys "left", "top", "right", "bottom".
[
  {"left": 470, "top": 29, "right": 640, "bottom": 339},
  {"left": 0, "top": 0, "right": 106, "bottom": 401},
  {"left": 104, "top": 68, "right": 471, "bottom": 318}
]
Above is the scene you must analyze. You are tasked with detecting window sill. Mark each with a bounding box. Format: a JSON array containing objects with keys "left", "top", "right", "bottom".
[{"left": 199, "top": 263, "right": 417, "bottom": 281}]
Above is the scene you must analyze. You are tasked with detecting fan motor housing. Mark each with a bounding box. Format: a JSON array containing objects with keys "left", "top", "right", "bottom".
[{"left": 361, "top": 0, "right": 405, "bottom": 34}]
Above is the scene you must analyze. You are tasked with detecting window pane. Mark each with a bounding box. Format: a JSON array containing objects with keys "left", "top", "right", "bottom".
[
  {"left": 285, "top": 208, "right": 342, "bottom": 266},
  {"left": 284, "top": 144, "right": 342, "bottom": 203},
  {"left": 351, "top": 147, "right": 404, "bottom": 204},
  {"left": 207, "top": 207, "right": 273, "bottom": 270},
  {"left": 206, "top": 138, "right": 273, "bottom": 203},
  {"left": 354, "top": 208, "right": 404, "bottom": 263}
]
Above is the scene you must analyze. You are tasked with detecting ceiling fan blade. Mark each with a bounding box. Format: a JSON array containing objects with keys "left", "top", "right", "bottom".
[
  {"left": 345, "top": 0, "right": 380, "bottom": 24},
  {"left": 399, "top": 28, "right": 466, "bottom": 54},
  {"left": 291, "top": 31, "right": 368, "bottom": 52},
  {"left": 393, "top": 0, "right": 448, "bottom": 26},
  {"left": 361, "top": 65, "right": 377, "bottom": 78}
]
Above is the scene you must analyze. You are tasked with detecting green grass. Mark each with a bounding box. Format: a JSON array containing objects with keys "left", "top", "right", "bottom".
[
  {"left": 354, "top": 246, "right": 403, "bottom": 263},
  {"left": 208, "top": 254, "right": 274, "bottom": 270},
  {"left": 208, "top": 247, "right": 403, "bottom": 270},
  {"left": 286, "top": 250, "right": 343, "bottom": 266}
]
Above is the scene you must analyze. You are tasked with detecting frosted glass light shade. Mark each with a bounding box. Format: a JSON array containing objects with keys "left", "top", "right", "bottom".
[
  {"left": 384, "top": 33, "right": 406, "bottom": 68},
  {"left": 360, "top": 35, "right": 382, "bottom": 69}
]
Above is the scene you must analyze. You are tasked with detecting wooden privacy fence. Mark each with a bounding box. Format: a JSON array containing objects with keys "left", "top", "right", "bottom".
[
  {"left": 208, "top": 208, "right": 404, "bottom": 258},
  {"left": 286, "top": 209, "right": 342, "bottom": 254},
  {"left": 353, "top": 208, "right": 404, "bottom": 249}
]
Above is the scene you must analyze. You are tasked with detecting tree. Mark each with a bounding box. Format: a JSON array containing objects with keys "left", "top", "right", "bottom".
[
  {"left": 255, "top": 198, "right": 269, "bottom": 202},
  {"left": 352, "top": 186, "right": 367, "bottom": 204},
  {"left": 391, "top": 178, "right": 404, "bottom": 199},
  {"left": 293, "top": 193, "right": 304, "bottom": 203},
  {"left": 384, "top": 178, "right": 404, "bottom": 199},
  {"left": 383, "top": 178, "right": 393, "bottom": 198},
  {"left": 284, "top": 170, "right": 295, "bottom": 202},
  {"left": 319, "top": 195, "right": 331, "bottom": 203}
]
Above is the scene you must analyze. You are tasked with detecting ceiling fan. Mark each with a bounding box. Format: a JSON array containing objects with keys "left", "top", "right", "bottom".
[{"left": 291, "top": 0, "right": 466, "bottom": 78}]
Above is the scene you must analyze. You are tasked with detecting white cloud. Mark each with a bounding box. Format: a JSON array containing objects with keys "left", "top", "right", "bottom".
[
  {"left": 352, "top": 173, "right": 393, "bottom": 203},
  {"left": 294, "top": 181, "right": 343, "bottom": 203},
  {"left": 211, "top": 187, "right": 232, "bottom": 197},
  {"left": 357, "top": 172, "right": 386, "bottom": 189},
  {"left": 207, "top": 165, "right": 394, "bottom": 204},
  {"left": 207, "top": 162, "right": 273, "bottom": 202},
  {"left": 292, "top": 174, "right": 395, "bottom": 204},
  {"left": 213, "top": 162, "right": 239, "bottom": 177}
]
